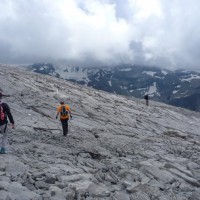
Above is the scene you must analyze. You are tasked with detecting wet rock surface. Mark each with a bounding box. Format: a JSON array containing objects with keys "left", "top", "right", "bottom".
[{"left": 0, "top": 65, "right": 200, "bottom": 199}]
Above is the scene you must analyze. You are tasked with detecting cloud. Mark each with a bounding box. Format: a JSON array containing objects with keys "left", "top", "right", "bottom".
[{"left": 0, "top": 0, "right": 200, "bottom": 69}]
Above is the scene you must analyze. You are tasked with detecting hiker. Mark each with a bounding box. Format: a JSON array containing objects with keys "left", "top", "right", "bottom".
[
  {"left": 0, "top": 92, "right": 15, "bottom": 154},
  {"left": 144, "top": 92, "right": 149, "bottom": 106},
  {"left": 56, "top": 100, "right": 72, "bottom": 136}
]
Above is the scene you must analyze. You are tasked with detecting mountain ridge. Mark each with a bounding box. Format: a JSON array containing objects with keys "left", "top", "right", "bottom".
[{"left": 28, "top": 63, "right": 200, "bottom": 112}]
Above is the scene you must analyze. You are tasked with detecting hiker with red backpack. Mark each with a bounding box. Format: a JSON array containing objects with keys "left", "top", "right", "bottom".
[
  {"left": 56, "top": 100, "right": 72, "bottom": 137},
  {"left": 0, "top": 92, "right": 14, "bottom": 154}
]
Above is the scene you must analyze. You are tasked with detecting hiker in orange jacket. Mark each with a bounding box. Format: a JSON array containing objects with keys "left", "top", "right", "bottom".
[{"left": 56, "top": 100, "right": 72, "bottom": 136}]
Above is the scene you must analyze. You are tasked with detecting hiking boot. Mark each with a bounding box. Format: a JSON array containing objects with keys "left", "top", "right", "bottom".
[
  {"left": 0, "top": 147, "right": 6, "bottom": 154},
  {"left": 63, "top": 132, "right": 68, "bottom": 137}
]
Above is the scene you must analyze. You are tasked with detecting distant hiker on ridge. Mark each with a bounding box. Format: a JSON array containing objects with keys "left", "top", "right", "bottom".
[
  {"left": 56, "top": 100, "right": 72, "bottom": 137},
  {"left": 0, "top": 92, "right": 15, "bottom": 154},
  {"left": 144, "top": 92, "right": 149, "bottom": 106}
]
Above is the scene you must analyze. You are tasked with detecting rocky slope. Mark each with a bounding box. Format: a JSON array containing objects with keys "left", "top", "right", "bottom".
[{"left": 0, "top": 64, "right": 200, "bottom": 200}]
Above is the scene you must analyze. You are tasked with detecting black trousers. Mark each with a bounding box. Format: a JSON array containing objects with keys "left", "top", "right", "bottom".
[{"left": 61, "top": 119, "right": 69, "bottom": 136}]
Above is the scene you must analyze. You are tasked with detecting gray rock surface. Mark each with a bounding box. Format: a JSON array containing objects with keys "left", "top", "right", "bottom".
[{"left": 0, "top": 64, "right": 200, "bottom": 199}]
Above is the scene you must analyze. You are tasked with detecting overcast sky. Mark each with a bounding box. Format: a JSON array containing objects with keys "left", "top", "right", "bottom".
[{"left": 0, "top": 0, "right": 200, "bottom": 69}]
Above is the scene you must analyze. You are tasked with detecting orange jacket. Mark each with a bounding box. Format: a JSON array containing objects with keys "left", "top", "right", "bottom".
[{"left": 57, "top": 104, "right": 71, "bottom": 119}]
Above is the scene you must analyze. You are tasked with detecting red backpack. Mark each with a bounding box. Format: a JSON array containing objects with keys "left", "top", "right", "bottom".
[{"left": 0, "top": 103, "right": 5, "bottom": 121}]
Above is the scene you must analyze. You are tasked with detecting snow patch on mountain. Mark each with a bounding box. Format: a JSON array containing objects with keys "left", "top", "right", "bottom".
[
  {"left": 56, "top": 66, "right": 90, "bottom": 83},
  {"left": 119, "top": 68, "right": 132, "bottom": 71},
  {"left": 173, "top": 90, "right": 179, "bottom": 94},
  {"left": 161, "top": 70, "right": 168, "bottom": 75},
  {"left": 143, "top": 71, "right": 156, "bottom": 76},
  {"left": 120, "top": 85, "right": 128, "bottom": 90},
  {"left": 180, "top": 74, "right": 200, "bottom": 82},
  {"left": 95, "top": 73, "right": 101, "bottom": 81},
  {"left": 148, "top": 82, "right": 160, "bottom": 96}
]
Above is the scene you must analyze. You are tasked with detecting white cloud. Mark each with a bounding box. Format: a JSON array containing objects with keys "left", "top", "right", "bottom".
[
  {"left": 0, "top": 0, "right": 200, "bottom": 69},
  {"left": 128, "top": 0, "right": 162, "bottom": 19}
]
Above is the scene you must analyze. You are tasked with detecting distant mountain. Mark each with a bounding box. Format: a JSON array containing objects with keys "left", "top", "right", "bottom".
[{"left": 28, "top": 63, "right": 200, "bottom": 112}]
